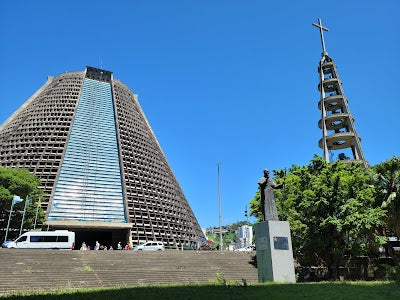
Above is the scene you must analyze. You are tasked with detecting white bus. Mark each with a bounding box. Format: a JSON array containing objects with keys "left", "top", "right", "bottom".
[{"left": 5, "top": 230, "right": 75, "bottom": 250}]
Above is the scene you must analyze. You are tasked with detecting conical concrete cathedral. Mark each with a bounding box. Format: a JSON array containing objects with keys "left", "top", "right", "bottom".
[{"left": 0, "top": 66, "right": 203, "bottom": 248}]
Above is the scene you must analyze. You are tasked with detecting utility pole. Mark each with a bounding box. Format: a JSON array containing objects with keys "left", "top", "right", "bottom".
[
  {"left": 4, "top": 200, "right": 16, "bottom": 243},
  {"left": 19, "top": 196, "right": 29, "bottom": 236},
  {"left": 5, "top": 195, "right": 23, "bottom": 243},
  {"left": 33, "top": 197, "right": 41, "bottom": 230},
  {"left": 217, "top": 162, "right": 223, "bottom": 251}
]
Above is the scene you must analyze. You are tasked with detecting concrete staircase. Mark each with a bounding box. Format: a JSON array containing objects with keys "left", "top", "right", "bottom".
[{"left": 0, "top": 249, "right": 258, "bottom": 293}]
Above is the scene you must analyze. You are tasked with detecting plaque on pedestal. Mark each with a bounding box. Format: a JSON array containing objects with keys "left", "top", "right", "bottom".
[{"left": 255, "top": 220, "right": 296, "bottom": 283}]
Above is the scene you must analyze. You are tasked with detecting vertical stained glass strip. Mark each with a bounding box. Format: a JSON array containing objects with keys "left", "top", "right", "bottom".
[{"left": 48, "top": 78, "right": 126, "bottom": 222}]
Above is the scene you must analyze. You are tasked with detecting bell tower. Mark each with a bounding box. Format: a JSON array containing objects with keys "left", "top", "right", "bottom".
[{"left": 313, "top": 19, "right": 368, "bottom": 167}]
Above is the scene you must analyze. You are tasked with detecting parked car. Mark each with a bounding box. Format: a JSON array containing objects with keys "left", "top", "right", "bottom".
[
  {"left": 133, "top": 241, "right": 164, "bottom": 251},
  {"left": 387, "top": 237, "right": 400, "bottom": 254},
  {"left": 4, "top": 230, "right": 75, "bottom": 250},
  {"left": 234, "top": 245, "right": 255, "bottom": 252},
  {"left": 2, "top": 240, "right": 12, "bottom": 248},
  {"left": 198, "top": 239, "right": 217, "bottom": 251}
]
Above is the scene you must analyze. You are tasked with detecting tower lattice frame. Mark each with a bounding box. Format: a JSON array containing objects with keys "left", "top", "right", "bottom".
[{"left": 313, "top": 19, "right": 367, "bottom": 167}]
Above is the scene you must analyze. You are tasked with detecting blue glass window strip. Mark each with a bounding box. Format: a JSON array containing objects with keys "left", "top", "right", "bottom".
[{"left": 49, "top": 78, "right": 126, "bottom": 223}]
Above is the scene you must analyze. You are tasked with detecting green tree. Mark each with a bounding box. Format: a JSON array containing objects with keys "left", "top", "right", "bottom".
[
  {"left": 0, "top": 167, "right": 44, "bottom": 240},
  {"left": 222, "top": 231, "right": 236, "bottom": 247},
  {"left": 225, "top": 220, "right": 252, "bottom": 232},
  {"left": 250, "top": 156, "right": 386, "bottom": 280},
  {"left": 206, "top": 232, "right": 216, "bottom": 241},
  {"left": 205, "top": 221, "right": 253, "bottom": 250},
  {"left": 372, "top": 157, "right": 400, "bottom": 238}
]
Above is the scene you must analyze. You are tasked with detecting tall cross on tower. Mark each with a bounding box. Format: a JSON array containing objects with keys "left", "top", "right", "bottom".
[{"left": 312, "top": 18, "right": 329, "bottom": 55}]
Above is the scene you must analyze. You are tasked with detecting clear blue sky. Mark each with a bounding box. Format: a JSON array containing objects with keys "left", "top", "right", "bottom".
[{"left": 1, "top": 1, "right": 399, "bottom": 228}]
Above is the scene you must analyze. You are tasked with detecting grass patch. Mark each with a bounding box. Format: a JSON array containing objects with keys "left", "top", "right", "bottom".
[
  {"left": 81, "top": 264, "right": 93, "bottom": 272},
  {"left": 1, "top": 282, "right": 399, "bottom": 300}
]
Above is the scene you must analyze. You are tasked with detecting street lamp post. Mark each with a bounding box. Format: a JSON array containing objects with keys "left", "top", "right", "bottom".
[
  {"left": 4, "top": 200, "right": 15, "bottom": 243},
  {"left": 4, "top": 195, "right": 23, "bottom": 243},
  {"left": 19, "top": 196, "right": 29, "bottom": 237},
  {"left": 217, "top": 162, "right": 222, "bottom": 251},
  {"left": 33, "top": 197, "right": 41, "bottom": 230}
]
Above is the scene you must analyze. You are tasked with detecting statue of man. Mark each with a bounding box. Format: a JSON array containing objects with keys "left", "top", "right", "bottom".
[{"left": 258, "top": 169, "right": 284, "bottom": 221}]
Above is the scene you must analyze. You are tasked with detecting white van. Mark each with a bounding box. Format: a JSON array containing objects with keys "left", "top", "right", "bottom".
[{"left": 5, "top": 230, "right": 75, "bottom": 250}]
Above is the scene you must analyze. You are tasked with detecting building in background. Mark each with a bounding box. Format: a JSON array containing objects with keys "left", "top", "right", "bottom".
[
  {"left": 0, "top": 66, "right": 203, "bottom": 249},
  {"left": 237, "top": 225, "right": 253, "bottom": 248},
  {"left": 201, "top": 228, "right": 207, "bottom": 237}
]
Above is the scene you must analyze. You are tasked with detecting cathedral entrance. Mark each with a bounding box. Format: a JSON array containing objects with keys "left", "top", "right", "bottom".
[
  {"left": 74, "top": 229, "right": 128, "bottom": 250},
  {"left": 45, "top": 220, "right": 132, "bottom": 250},
  {"left": 46, "top": 220, "right": 133, "bottom": 250}
]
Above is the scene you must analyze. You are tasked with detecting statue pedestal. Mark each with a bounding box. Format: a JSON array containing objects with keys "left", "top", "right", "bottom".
[{"left": 254, "top": 220, "right": 296, "bottom": 283}]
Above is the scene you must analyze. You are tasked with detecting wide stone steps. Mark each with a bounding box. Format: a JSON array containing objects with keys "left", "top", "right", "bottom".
[{"left": 0, "top": 249, "right": 258, "bottom": 293}]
